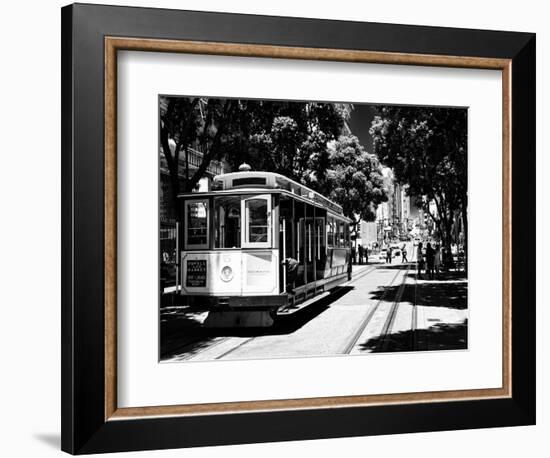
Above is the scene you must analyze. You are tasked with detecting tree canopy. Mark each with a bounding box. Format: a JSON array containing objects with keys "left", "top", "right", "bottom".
[
  {"left": 160, "top": 97, "right": 239, "bottom": 207},
  {"left": 234, "top": 100, "right": 348, "bottom": 184},
  {"left": 326, "top": 135, "right": 387, "bottom": 229},
  {"left": 160, "top": 97, "right": 387, "bottom": 223},
  {"left": 369, "top": 106, "right": 467, "bottom": 256}
]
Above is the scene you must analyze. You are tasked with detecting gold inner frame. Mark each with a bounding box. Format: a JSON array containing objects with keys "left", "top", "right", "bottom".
[{"left": 104, "top": 37, "right": 512, "bottom": 421}]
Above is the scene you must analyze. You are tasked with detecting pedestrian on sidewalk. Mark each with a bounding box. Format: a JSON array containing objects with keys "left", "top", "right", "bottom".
[
  {"left": 425, "top": 242, "right": 435, "bottom": 280},
  {"left": 386, "top": 246, "right": 393, "bottom": 264},
  {"left": 416, "top": 242, "right": 423, "bottom": 278},
  {"left": 401, "top": 243, "right": 408, "bottom": 263},
  {"left": 358, "top": 244, "right": 364, "bottom": 265}
]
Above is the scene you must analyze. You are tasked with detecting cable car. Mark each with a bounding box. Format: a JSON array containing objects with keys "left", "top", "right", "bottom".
[{"left": 176, "top": 165, "right": 352, "bottom": 326}]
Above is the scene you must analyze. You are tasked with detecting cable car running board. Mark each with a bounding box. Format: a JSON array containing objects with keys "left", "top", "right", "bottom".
[
  {"left": 203, "top": 310, "right": 274, "bottom": 328},
  {"left": 277, "top": 291, "right": 331, "bottom": 316}
]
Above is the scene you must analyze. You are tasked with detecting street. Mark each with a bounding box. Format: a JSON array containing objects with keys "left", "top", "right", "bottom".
[{"left": 160, "top": 242, "right": 467, "bottom": 362}]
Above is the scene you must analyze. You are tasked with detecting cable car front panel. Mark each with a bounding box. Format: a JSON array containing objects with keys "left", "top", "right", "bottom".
[{"left": 179, "top": 193, "right": 285, "bottom": 310}]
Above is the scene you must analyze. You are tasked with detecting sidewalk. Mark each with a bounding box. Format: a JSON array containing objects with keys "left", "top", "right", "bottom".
[
  {"left": 352, "top": 267, "right": 468, "bottom": 353},
  {"left": 413, "top": 270, "right": 468, "bottom": 351}
]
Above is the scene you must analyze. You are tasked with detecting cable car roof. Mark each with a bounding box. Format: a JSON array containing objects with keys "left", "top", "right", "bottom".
[
  {"left": 215, "top": 171, "right": 345, "bottom": 215},
  {"left": 178, "top": 171, "right": 347, "bottom": 217}
]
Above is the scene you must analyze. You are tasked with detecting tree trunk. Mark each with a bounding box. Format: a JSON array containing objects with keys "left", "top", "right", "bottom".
[
  {"left": 169, "top": 172, "right": 181, "bottom": 221},
  {"left": 428, "top": 200, "right": 453, "bottom": 269},
  {"left": 160, "top": 125, "right": 181, "bottom": 221},
  {"left": 184, "top": 100, "right": 236, "bottom": 192},
  {"left": 444, "top": 219, "right": 454, "bottom": 268},
  {"left": 461, "top": 199, "right": 468, "bottom": 274}
]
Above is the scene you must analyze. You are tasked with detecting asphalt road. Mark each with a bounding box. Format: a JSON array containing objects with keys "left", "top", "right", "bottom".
[{"left": 161, "top": 241, "right": 468, "bottom": 362}]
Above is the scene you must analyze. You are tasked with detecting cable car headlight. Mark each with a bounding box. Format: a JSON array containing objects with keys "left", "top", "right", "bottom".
[{"left": 220, "top": 265, "right": 233, "bottom": 282}]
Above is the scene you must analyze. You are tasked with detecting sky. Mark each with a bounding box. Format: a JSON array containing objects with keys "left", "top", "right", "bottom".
[{"left": 347, "top": 103, "right": 378, "bottom": 152}]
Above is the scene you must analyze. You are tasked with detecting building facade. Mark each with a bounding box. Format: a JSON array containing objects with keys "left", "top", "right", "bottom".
[
  {"left": 160, "top": 142, "right": 225, "bottom": 286},
  {"left": 160, "top": 141, "right": 225, "bottom": 223},
  {"left": 368, "top": 169, "right": 412, "bottom": 243}
]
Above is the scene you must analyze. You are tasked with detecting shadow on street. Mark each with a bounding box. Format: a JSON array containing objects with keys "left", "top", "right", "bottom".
[
  {"left": 357, "top": 319, "right": 468, "bottom": 352},
  {"left": 369, "top": 269, "right": 467, "bottom": 310},
  {"left": 160, "top": 267, "right": 468, "bottom": 359},
  {"left": 160, "top": 285, "right": 356, "bottom": 359}
]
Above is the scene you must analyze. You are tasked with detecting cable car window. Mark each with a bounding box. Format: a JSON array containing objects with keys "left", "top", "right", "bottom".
[
  {"left": 232, "top": 177, "right": 266, "bottom": 187},
  {"left": 344, "top": 223, "right": 350, "bottom": 247},
  {"left": 214, "top": 196, "right": 241, "bottom": 248},
  {"left": 315, "top": 218, "right": 325, "bottom": 259},
  {"left": 185, "top": 200, "right": 209, "bottom": 249},
  {"left": 338, "top": 221, "right": 345, "bottom": 247},
  {"left": 327, "top": 217, "right": 335, "bottom": 247},
  {"left": 246, "top": 198, "right": 269, "bottom": 243}
]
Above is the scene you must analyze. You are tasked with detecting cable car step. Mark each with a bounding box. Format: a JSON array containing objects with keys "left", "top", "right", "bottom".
[
  {"left": 277, "top": 291, "right": 331, "bottom": 316},
  {"left": 203, "top": 310, "right": 274, "bottom": 328}
]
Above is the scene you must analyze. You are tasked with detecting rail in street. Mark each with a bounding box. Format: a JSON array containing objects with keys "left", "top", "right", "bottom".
[
  {"left": 161, "top": 263, "right": 379, "bottom": 362},
  {"left": 341, "top": 265, "right": 407, "bottom": 354},
  {"left": 160, "top": 243, "right": 467, "bottom": 363}
]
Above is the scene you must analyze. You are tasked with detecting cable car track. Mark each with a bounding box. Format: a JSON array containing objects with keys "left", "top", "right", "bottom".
[
  {"left": 169, "top": 264, "right": 381, "bottom": 361},
  {"left": 376, "top": 266, "right": 410, "bottom": 352},
  {"left": 341, "top": 264, "right": 408, "bottom": 354},
  {"left": 342, "top": 264, "right": 377, "bottom": 285}
]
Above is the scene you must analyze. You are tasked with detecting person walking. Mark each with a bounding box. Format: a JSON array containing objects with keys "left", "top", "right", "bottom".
[
  {"left": 425, "top": 242, "right": 435, "bottom": 280},
  {"left": 401, "top": 243, "right": 408, "bottom": 263},
  {"left": 358, "top": 244, "right": 364, "bottom": 265},
  {"left": 386, "top": 246, "right": 393, "bottom": 264},
  {"left": 416, "top": 242, "right": 423, "bottom": 278}
]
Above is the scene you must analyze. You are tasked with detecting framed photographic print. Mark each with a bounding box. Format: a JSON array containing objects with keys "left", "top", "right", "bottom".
[{"left": 61, "top": 3, "right": 536, "bottom": 454}]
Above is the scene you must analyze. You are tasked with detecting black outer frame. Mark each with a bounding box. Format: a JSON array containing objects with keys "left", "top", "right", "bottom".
[{"left": 61, "top": 3, "right": 536, "bottom": 454}]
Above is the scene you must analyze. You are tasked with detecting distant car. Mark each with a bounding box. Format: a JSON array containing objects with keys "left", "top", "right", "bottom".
[
  {"left": 413, "top": 238, "right": 420, "bottom": 246},
  {"left": 378, "top": 248, "right": 388, "bottom": 261}
]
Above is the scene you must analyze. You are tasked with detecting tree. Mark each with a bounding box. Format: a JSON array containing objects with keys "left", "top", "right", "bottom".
[
  {"left": 159, "top": 97, "right": 239, "bottom": 217},
  {"left": 248, "top": 115, "right": 301, "bottom": 178},
  {"left": 369, "top": 106, "right": 467, "bottom": 265},
  {"left": 326, "top": 135, "right": 388, "bottom": 235},
  {"left": 160, "top": 97, "right": 350, "bottom": 218},
  {"left": 243, "top": 101, "right": 347, "bottom": 186},
  {"left": 159, "top": 97, "right": 389, "bottom": 232}
]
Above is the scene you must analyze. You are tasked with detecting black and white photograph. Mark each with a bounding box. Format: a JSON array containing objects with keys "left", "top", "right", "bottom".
[
  {"left": 0, "top": 0, "right": 542, "bottom": 456},
  {"left": 159, "top": 96, "right": 468, "bottom": 362}
]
